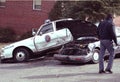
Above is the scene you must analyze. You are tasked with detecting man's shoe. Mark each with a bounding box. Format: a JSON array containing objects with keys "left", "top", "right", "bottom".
[
  {"left": 105, "top": 69, "right": 113, "bottom": 74},
  {"left": 99, "top": 70, "right": 105, "bottom": 74}
]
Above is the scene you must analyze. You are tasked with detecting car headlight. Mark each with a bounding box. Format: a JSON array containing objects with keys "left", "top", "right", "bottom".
[
  {"left": 0, "top": 45, "right": 14, "bottom": 55},
  {"left": 88, "top": 43, "right": 95, "bottom": 51},
  {"left": 0, "top": 48, "right": 5, "bottom": 54}
]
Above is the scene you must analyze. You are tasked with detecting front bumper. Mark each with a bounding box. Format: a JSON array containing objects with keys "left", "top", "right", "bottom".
[{"left": 54, "top": 54, "right": 90, "bottom": 63}]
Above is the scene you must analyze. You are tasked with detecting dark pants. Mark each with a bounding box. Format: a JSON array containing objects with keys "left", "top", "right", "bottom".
[{"left": 99, "top": 40, "right": 115, "bottom": 71}]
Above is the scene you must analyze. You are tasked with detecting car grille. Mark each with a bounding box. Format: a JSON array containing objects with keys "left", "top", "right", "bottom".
[{"left": 60, "top": 48, "right": 88, "bottom": 55}]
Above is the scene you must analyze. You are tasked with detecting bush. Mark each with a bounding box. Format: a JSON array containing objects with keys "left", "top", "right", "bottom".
[
  {"left": 19, "top": 31, "right": 32, "bottom": 40},
  {"left": 0, "top": 27, "right": 16, "bottom": 43}
]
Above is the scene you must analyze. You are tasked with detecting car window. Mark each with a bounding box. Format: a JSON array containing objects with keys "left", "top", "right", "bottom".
[{"left": 38, "top": 23, "right": 53, "bottom": 35}]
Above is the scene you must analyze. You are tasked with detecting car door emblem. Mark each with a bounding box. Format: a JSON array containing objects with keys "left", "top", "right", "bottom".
[{"left": 45, "top": 35, "right": 51, "bottom": 42}]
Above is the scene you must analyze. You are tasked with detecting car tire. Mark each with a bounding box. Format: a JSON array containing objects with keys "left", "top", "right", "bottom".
[
  {"left": 13, "top": 48, "right": 29, "bottom": 62},
  {"left": 91, "top": 49, "right": 99, "bottom": 64}
]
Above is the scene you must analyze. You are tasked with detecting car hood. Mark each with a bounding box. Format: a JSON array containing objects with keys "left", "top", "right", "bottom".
[
  {"left": 77, "top": 36, "right": 98, "bottom": 44},
  {"left": 56, "top": 20, "right": 97, "bottom": 40},
  {"left": 2, "top": 37, "right": 35, "bottom": 50}
]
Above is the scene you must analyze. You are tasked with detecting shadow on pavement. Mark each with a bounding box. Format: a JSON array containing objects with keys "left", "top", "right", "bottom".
[{"left": 23, "top": 72, "right": 120, "bottom": 80}]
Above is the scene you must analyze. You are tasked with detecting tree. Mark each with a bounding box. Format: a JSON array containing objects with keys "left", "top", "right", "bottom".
[
  {"left": 64, "top": 1, "right": 106, "bottom": 22},
  {"left": 49, "top": 1, "right": 63, "bottom": 21},
  {"left": 49, "top": 0, "right": 120, "bottom": 22},
  {"left": 101, "top": 0, "right": 120, "bottom": 15}
]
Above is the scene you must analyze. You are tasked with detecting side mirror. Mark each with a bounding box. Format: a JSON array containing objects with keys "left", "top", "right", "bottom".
[
  {"left": 39, "top": 32, "right": 43, "bottom": 35},
  {"left": 32, "top": 28, "right": 37, "bottom": 36},
  {"left": 32, "top": 31, "right": 36, "bottom": 36}
]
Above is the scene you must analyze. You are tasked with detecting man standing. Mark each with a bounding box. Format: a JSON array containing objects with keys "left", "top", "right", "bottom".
[{"left": 97, "top": 14, "right": 118, "bottom": 74}]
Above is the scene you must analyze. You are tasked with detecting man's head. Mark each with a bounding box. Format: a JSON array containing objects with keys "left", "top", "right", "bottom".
[{"left": 106, "top": 14, "right": 113, "bottom": 20}]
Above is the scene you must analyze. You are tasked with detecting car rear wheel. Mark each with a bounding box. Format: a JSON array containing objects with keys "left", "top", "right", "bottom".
[
  {"left": 13, "top": 48, "right": 29, "bottom": 62},
  {"left": 91, "top": 49, "right": 99, "bottom": 64}
]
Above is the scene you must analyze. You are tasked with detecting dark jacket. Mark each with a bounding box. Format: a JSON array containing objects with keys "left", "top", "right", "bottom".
[{"left": 97, "top": 19, "right": 117, "bottom": 45}]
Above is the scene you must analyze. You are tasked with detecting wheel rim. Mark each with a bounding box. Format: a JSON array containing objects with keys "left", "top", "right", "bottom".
[
  {"left": 93, "top": 52, "right": 99, "bottom": 61},
  {"left": 16, "top": 51, "right": 26, "bottom": 61}
]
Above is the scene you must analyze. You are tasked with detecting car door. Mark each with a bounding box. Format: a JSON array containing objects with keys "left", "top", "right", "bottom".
[
  {"left": 55, "top": 28, "right": 73, "bottom": 45},
  {"left": 114, "top": 27, "right": 120, "bottom": 53},
  {"left": 34, "top": 23, "right": 58, "bottom": 51}
]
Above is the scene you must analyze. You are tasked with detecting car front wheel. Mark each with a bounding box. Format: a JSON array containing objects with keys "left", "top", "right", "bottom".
[
  {"left": 13, "top": 48, "right": 29, "bottom": 62},
  {"left": 91, "top": 49, "right": 99, "bottom": 64}
]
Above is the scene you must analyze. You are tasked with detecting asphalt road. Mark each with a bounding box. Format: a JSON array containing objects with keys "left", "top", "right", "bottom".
[{"left": 0, "top": 57, "right": 120, "bottom": 82}]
